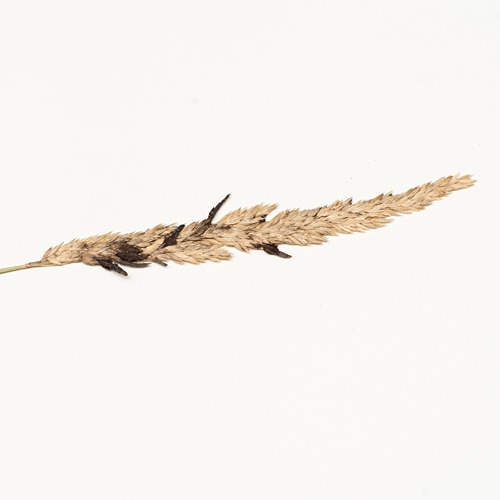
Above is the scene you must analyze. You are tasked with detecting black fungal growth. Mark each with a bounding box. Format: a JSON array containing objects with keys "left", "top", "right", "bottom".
[
  {"left": 161, "top": 225, "right": 185, "bottom": 248},
  {"left": 256, "top": 243, "right": 292, "bottom": 259},
  {"left": 191, "top": 194, "right": 231, "bottom": 237},
  {"left": 95, "top": 257, "right": 129, "bottom": 276},
  {"left": 95, "top": 242, "right": 149, "bottom": 276}
]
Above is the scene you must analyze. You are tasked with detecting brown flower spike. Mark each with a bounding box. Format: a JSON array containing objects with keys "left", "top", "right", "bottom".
[{"left": 0, "top": 174, "right": 474, "bottom": 277}]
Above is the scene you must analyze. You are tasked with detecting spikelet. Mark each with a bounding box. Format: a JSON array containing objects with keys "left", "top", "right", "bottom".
[{"left": 0, "top": 175, "right": 475, "bottom": 277}]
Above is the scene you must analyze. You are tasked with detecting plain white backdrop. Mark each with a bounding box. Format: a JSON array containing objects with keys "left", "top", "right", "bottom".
[{"left": 1, "top": 1, "right": 499, "bottom": 499}]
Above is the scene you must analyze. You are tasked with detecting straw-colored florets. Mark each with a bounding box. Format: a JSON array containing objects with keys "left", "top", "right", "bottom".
[{"left": 1, "top": 174, "right": 475, "bottom": 276}]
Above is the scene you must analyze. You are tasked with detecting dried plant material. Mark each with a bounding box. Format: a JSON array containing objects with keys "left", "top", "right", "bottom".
[{"left": 0, "top": 174, "right": 474, "bottom": 277}]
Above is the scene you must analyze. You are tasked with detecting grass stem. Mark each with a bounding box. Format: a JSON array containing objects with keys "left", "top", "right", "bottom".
[{"left": 0, "top": 261, "right": 53, "bottom": 275}]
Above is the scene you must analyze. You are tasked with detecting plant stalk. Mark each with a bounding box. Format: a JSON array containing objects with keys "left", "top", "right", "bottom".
[{"left": 0, "top": 261, "right": 54, "bottom": 275}]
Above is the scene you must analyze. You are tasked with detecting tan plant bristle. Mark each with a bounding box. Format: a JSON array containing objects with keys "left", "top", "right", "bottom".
[{"left": 0, "top": 174, "right": 475, "bottom": 277}]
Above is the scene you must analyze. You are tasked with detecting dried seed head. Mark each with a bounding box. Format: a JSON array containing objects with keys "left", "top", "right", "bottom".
[{"left": 0, "top": 175, "right": 475, "bottom": 277}]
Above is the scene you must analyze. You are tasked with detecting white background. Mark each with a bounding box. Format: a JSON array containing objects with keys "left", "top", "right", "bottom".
[{"left": 1, "top": 1, "right": 499, "bottom": 499}]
